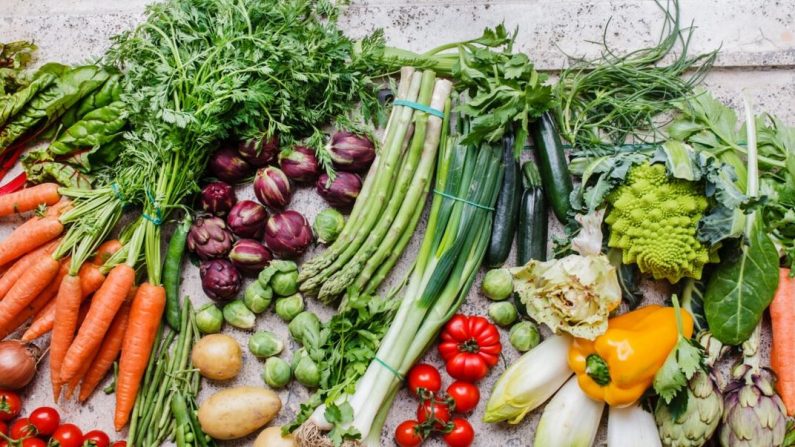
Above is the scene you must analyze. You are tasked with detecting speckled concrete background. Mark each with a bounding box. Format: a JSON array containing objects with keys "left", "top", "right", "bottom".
[{"left": 1, "top": 1, "right": 794, "bottom": 446}]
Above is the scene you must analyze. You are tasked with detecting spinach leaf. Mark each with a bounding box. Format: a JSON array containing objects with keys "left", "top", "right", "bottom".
[
  {"left": 50, "top": 100, "right": 126, "bottom": 156},
  {"left": 704, "top": 216, "right": 780, "bottom": 345},
  {"left": 0, "top": 73, "right": 57, "bottom": 127}
]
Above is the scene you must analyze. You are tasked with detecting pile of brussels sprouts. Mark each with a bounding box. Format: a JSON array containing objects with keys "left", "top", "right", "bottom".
[{"left": 481, "top": 268, "right": 541, "bottom": 353}]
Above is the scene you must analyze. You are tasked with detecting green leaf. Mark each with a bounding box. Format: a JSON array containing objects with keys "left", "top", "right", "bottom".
[{"left": 704, "top": 216, "right": 780, "bottom": 345}]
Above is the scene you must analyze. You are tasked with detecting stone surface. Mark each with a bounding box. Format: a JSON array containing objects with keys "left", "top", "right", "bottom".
[{"left": 0, "top": 1, "right": 792, "bottom": 446}]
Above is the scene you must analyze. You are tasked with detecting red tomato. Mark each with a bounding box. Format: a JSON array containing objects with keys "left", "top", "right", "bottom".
[
  {"left": 0, "top": 391, "right": 22, "bottom": 422},
  {"left": 446, "top": 381, "right": 480, "bottom": 413},
  {"left": 9, "top": 418, "right": 36, "bottom": 440},
  {"left": 442, "top": 418, "right": 475, "bottom": 447},
  {"left": 0, "top": 421, "right": 7, "bottom": 436},
  {"left": 416, "top": 399, "right": 451, "bottom": 429},
  {"left": 21, "top": 438, "right": 46, "bottom": 447},
  {"left": 29, "top": 407, "right": 60, "bottom": 437},
  {"left": 51, "top": 424, "right": 83, "bottom": 447},
  {"left": 394, "top": 420, "right": 424, "bottom": 447},
  {"left": 82, "top": 430, "right": 110, "bottom": 447},
  {"left": 406, "top": 364, "right": 442, "bottom": 398},
  {"left": 438, "top": 315, "right": 501, "bottom": 382},
  {"left": 110, "top": 442, "right": 126, "bottom": 447}
]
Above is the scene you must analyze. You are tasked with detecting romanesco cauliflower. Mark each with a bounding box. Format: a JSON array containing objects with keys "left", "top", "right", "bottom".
[{"left": 605, "top": 163, "right": 719, "bottom": 283}]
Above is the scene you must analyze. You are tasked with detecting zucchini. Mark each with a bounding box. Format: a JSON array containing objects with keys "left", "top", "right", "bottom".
[
  {"left": 517, "top": 161, "right": 547, "bottom": 265},
  {"left": 485, "top": 133, "right": 521, "bottom": 267},
  {"left": 530, "top": 112, "right": 573, "bottom": 223}
]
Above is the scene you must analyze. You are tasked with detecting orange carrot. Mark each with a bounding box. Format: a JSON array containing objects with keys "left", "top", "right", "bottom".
[
  {"left": 78, "top": 301, "right": 131, "bottom": 402},
  {"left": 0, "top": 239, "right": 59, "bottom": 300},
  {"left": 0, "top": 255, "right": 60, "bottom": 332},
  {"left": 92, "top": 240, "right": 122, "bottom": 266},
  {"left": 44, "top": 200, "right": 71, "bottom": 218},
  {"left": 60, "top": 264, "right": 135, "bottom": 383},
  {"left": 49, "top": 275, "right": 83, "bottom": 401},
  {"left": 22, "top": 263, "right": 106, "bottom": 341},
  {"left": 0, "top": 183, "right": 60, "bottom": 217},
  {"left": 0, "top": 217, "right": 64, "bottom": 267},
  {"left": 63, "top": 300, "right": 94, "bottom": 400},
  {"left": 114, "top": 283, "right": 165, "bottom": 430},
  {"left": 771, "top": 267, "right": 795, "bottom": 416},
  {"left": 0, "top": 259, "right": 65, "bottom": 339}
]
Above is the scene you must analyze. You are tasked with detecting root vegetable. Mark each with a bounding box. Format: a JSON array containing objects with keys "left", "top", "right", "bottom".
[
  {"left": 198, "top": 387, "right": 281, "bottom": 440},
  {"left": 255, "top": 427, "right": 296, "bottom": 447},
  {"left": 191, "top": 334, "right": 243, "bottom": 380},
  {"left": 0, "top": 340, "right": 40, "bottom": 389}
]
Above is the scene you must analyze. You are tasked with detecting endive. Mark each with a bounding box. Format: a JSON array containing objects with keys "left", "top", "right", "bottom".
[
  {"left": 608, "top": 404, "right": 662, "bottom": 447},
  {"left": 484, "top": 335, "right": 572, "bottom": 424},
  {"left": 534, "top": 375, "right": 604, "bottom": 447}
]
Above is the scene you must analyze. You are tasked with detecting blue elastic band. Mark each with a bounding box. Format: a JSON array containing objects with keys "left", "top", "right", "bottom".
[
  {"left": 393, "top": 99, "right": 445, "bottom": 118},
  {"left": 111, "top": 183, "right": 125, "bottom": 203},
  {"left": 373, "top": 357, "right": 403, "bottom": 380},
  {"left": 433, "top": 189, "right": 495, "bottom": 212},
  {"left": 143, "top": 188, "right": 162, "bottom": 226}
]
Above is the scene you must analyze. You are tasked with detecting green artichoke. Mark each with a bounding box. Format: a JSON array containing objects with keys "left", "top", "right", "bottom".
[
  {"left": 719, "top": 365, "right": 786, "bottom": 447},
  {"left": 656, "top": 369, "right": 723, "bottom": 447}
]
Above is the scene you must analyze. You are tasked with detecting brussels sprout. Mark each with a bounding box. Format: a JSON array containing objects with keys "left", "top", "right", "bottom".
[
  {"left": 222, "top": 300, "right": 256, "bottom": 330},
  {"left": 195, "top": 303, "right": 223, "bottom": 334},
  {"left": 262, "top": 357, "right": 292, "bottom": 389},
  {"left": 275, "top": 294, "right": 304, "bottom": 322},
  {"left": 482, "top": 268, "right": 513, "bottom": 301},
  {"left": 248, "top": 331, "right": 284, "bottom": 358},
  {"left": 293, "top": 354, "right": 320, "bottom": 388},
  {"left": 288, "top": 311, "right": 321, "bottom": 345},
  {"left": 489, "top": 302, "right": 518, "bottom": 327},
  {"left": 244, "top": 281, "right": 273, "bottom": 314},
  {"left": 509, "top": 321, "right": 541, "bottom": 352},
  {"left": 258, "top": 260, "right": 298, "bottom": 285},
  {"left": 271, "top": 270, "right": 299, "bottom": 296},
  {"left": 313, "top": 208, "right": 345, "bottom": 244}
]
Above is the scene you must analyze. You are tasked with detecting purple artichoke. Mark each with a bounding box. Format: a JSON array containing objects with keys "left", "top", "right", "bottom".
[
  {"left": 227, "top": 200, "right": 268, "bottom": 239},
  {"left": 254, "top": 166, "right": 292, "bottom": 209},
  {"left": 278, "top": 145, "right": 320, "bottom": 183},
  {"left": 329, "top": 131, "right": 376, "bottom": 172},
  {"left": 209, "top": 145, "right": 251, "bottom": 183},
  {"left": 187, "top": 216, "right": 234, "bottom": 260},
  {"left": 237, "top": 134, "right": 279, "bottom": 167},
  {"left": 264, "top": 210, "right": 313, "bottom": 259},
  {"left": 200, "top": 181, "right": 237, "bottom": 216},
  {"left": 199, "top": 259, "right": 242, "bottom": 301},
  {"left": 316, "top": 172, "right": 362, "bottom": 209},
  {"left": 229, "top": 239, "right": 272, "bottom": 275}
]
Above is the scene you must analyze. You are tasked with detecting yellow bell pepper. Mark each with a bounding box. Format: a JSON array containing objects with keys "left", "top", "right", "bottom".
[{"left": 567, "top": 305, "right": 693, "bottom": 407}]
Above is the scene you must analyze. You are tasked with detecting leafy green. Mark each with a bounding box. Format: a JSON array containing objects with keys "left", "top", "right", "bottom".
[
  {"left": 653, "top": 296, "right": 705, "bottom": 403},
  {"left": 0, "top": 41, "right": 36, "bottom": 95},
  {"left": 49, "top": 101, "right": 127, "bottom": 155},
  {"left": 679, "top": 278, "right": 708, "bottom": 333},
  {"left": 324, "top": 403, "right": 360, "bottom": 446},
  {"left": 0, "top": 73, "right": 57, "bottom": 127}
]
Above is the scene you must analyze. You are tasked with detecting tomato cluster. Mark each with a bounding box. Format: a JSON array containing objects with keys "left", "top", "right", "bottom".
[{"left": 0, "top": 390, "right": 124, "bottom": 447}]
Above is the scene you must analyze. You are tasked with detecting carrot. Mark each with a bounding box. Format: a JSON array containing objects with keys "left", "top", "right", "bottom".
[
  {"left": 44, "top": 200, "right": 71, "bottom": 218},
  {"left": 78, "top": 301, "right": 131, "bottom": 402},
  {"left": 21, "top": 263, "right": 107, "bottom": 341},
  {"left": 771, "top": 267, "right": 795, "bottom": 416},
  {"left": 63, "top": 300, "right": 94, "bottom": 400},
  {"left": 0, "top": 183, "right": 60, "bottom": 217},
  {"left": 0, "top": 255, "right": 60, "bottom": 333},
  {"left": 0, "top": 239, "right": 59, "bottom": 300},
  {"left": 49, "top": 274, "right": 83, "bottom": 401},
  {"left": 92, "top": 240, "right": 122, "bottom": 266},
  {"left": 60, "top": 264, "right": 135, "bottom": 383},
  {"left": 114, "top": 283, "right": 166, "bottom": 430},
  {"left": 0, "top": 217, "right": 63, "bottom": 267},
  {"left": 0, "top": 260, "right": 65, "bottom": 340}
]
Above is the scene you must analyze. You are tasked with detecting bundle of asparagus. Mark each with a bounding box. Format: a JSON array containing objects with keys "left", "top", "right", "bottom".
[{"left": 299, "top": 67, "right": 453, "bottom": 304}]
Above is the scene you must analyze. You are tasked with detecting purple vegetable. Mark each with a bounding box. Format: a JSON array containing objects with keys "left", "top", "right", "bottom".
[
  {"left": 254, "top": 166, "right": 292, "bottom": 209},
  {"left": 200, "top": 181, "right": 237, "bottom": 216},
  {"left": 227, "top": 200, "right": 268, "bottom": 239},
  {"left": 209, "top": 145, "right": 251, "bottom": 183},
  {"left": 237, "top": 134, "right": 280, "bottom": 167},
  {"left": 264, "top": 210, "right": 313, "bottom": 259},
  {"left": 278, "top": 145, "right": 320, "bottom": 183},
  {"left": 329, "top": 131, "right": 376, "bottom": 172},
  {"left": 229, "top": 239, "right": 272, "bottom": 274},
  {"left": 187, "top": 216, "right": 234, "bottom": 260},
  {"left": 200, "top": 259, "right": 242, "bottom": 301},
  {"left": 316, "top": 172, "right": 362, "bottom": 209}
]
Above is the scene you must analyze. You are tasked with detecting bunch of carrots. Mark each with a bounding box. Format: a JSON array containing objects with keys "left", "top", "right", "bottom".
[{"left": 0, "top": 183, "right": 167, "bottom": 432}]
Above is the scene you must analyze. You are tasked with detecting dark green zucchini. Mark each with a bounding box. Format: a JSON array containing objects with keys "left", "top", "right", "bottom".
[
  {"left": 517, "top": 161, "right": 547, "bottom": 265},
  {"left": 530, "top": 112, "right": 573, "bottom": 223},
  {"left": 484, "top": 133, "right": 521, "bottom": 267}
]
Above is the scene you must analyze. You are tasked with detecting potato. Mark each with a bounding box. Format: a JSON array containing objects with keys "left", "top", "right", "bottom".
[
  {"left": 254, "top": 426, "right": 296, "bottom": 447},
  {"left": 191, "top": 333, "right": 242, "bottom": 380},
  {"left": 198, "top": 387, "right": 282, "bottom": 440}
]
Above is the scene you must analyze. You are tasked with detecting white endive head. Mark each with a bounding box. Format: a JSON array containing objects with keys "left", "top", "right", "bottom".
[
  {"left": 534, "top": 375, "right": 605, "bottom": 447},
  {"left": 608, "top": 403, "right": 662, "bottom": 447},
  {"left": 484, "top": 335, "right": 573, "bottom": 424}
]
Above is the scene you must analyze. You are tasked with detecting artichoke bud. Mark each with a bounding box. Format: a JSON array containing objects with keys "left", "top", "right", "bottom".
[
  {"left": 254, "top": 166, "right": 292, "bottom": 209},
  {"left": 316, "top": 172, "right": 362, "bottom": 210},
  {"left": 279, "top": 145, "right": 320, "bottom": 183},
  {"left": 329, "top": 131, "right": 376, "bottom": 172},
  {"left": 655, "top": 369, "right": 723, "bottom": 447},
  {"left": 720, "top": 367, "right": 787, "bottom": 447}
]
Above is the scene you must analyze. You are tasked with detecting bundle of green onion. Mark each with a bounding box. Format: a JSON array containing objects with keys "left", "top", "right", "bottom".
[{"left": 294, "top": 106, "right": 504, "bottom": 447}]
